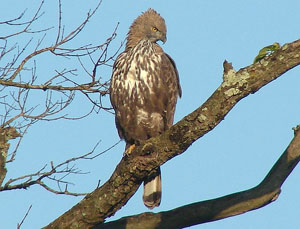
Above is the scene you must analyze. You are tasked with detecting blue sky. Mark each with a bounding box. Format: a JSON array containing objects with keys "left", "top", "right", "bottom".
[{"left": 1, "top": 0, "right": 300, "bottom": 228}]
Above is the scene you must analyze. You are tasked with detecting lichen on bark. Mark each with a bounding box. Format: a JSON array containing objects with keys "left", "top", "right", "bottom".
[{"left": 0, "top": 127, "right": 20, "bottom": 186}]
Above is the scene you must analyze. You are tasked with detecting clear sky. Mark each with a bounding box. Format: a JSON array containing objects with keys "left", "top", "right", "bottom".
[{"left": 1, "top": 0, "right": 300, "bottom": 228}]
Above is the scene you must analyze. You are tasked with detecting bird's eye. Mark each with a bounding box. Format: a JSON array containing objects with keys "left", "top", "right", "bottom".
[{"left": 152, "top": 27, "right": 158, "bottom": 32}]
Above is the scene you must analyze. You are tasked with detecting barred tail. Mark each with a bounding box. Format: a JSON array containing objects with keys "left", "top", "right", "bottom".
[{"left": 143, "top": 167, "right": 161, "bottom": 209}]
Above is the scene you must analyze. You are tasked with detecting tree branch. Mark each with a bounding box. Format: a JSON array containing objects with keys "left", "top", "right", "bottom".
[
  {"left": 0, "top": 141, "right": 105, "bottom": 196},
  {"left": 45, "top": 38, "right": 300, "bottom": 228},
  {"left": 0, "top": 0, "right": 115, "bottom": 135},
  {"left": 17, "top": 205, "right": 32, "bottom": 229},
  {"left": 0, "top": 127, "right": 20, "bottom": 186},
  {"left": 97, "top": 125, "right": 300, "bottom": 228},
  {"left": 0, "top": 79, "right": 107, "bottom": 94}
]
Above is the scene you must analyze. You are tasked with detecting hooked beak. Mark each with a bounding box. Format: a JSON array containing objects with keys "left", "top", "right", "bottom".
[{"left": 161, "top": 34, "right": 167, "bottom": 44}]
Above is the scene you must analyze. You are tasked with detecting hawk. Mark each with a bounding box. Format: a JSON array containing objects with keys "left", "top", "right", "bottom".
[{"left": 110, "top": 9, "right": 181, "bottom": 209}]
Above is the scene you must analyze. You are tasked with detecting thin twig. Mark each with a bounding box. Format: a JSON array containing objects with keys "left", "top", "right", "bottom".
[
  {"left": 1, "top": 140, "right": 119, "bottom": 196},
  {"left": 17, "top": 205, "right": 32, "bottom": 229}
]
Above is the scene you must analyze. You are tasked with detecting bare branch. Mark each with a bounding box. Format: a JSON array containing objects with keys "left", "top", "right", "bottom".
[
  {"left": 37, "top": 180, "right": 85, "bottom": 196},
  {"left": 45, "top": 39, "right": 300, "bottom": 228},
  {"left": 0, "top": 0, "right": 52, "bottom": 40},
  {"left": 0, "top": 0, "right": 117, "bottom": 136},
  {"left": 0, "top": 75, "right": 107, "bottom": 94},
  {"left": 92, "top": 22, "right": 122, "bottom": 82},
  {"left": 1, "top": 152, "right": 89, "bottom": 196},
  {"left": 6, "top": 123, "right": 30, "bottom": 162},
  {"left": 17, "top": 205, "right": 32, "bottom": 229},
  {"left": 51, "top": 0, "right": 102, "bottom": 48},
  {"left": 1, "top": 140, "right": 120, "bottom": 196},
  {"left": 0, "top": 10, "right": 27, "bottom": 25},
  {"left": 97, "top": 125, "right": 300, "bottom": 228},
  {"left": 86, "top": 140, "right": 121, "bottom": 160},
  {"left": 0, "top": 127, "right": 20, "bottom": 186}
]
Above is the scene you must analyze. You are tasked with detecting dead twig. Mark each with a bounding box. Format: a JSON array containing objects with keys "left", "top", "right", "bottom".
[{"left": 17, "top": 205, "right": 32, "bottom": 229}]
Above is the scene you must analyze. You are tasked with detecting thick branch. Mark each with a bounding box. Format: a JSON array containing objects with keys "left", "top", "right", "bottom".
[
  {"left": 98, "top": 126, "right": 300, "bottom": 228},
  {"left": 0, "top": 127, "right": 20, "bottom": 186},
  {"left": 45, "top": 39, "right": 300, "bottom": 228}
]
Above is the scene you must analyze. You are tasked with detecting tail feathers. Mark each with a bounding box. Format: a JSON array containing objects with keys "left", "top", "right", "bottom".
[{"left": 143, "top": 167, "right": 161, "bottom": 209}]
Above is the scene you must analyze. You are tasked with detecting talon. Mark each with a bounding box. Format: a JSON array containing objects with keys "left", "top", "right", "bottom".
[{"left": 124, "top": 144, "right": 136, "bottom": 157}]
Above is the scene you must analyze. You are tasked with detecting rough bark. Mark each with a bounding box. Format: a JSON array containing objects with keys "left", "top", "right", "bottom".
[
  {"left": 0, "top": 127, "right": 20, "bottom": 186},
  {"left": 97, "top": 125, "right": 300, "bottom": 228},
  {"left": 45, "top": 39, "right": 300, "bottom": 229}
]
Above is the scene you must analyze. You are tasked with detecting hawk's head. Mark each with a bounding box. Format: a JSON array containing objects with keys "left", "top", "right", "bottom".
[{"left": 127, "top": 9, "right": 167, "bottom": 49}]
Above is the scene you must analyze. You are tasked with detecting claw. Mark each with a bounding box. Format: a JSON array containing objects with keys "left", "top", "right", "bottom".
[{"left": 124, "top": 144, "right": 136, "bottom": 157}]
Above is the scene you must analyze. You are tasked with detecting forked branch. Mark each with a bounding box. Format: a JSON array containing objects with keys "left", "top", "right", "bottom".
[
  {"left": 0, "top": 139, "right": 120, "bottom": 196},
  {"left": 97, "top": 125, "right": 300, "bottom": 228}
]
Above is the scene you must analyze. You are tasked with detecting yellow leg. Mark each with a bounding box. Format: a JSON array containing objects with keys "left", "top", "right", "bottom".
[{"left": 124, "top": 144, "right": 136, "bottom": 156}]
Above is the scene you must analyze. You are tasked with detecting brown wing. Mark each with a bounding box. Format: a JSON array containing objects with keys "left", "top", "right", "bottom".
[
  {"left": 165, "top": 53, "right": 182, "bottom": 97},
  {"left": 141, "top": 49, "right": 181, "bottom": 209},
  {"left": 109, "top": 51, "right": 135, "bottom": 144},
  {"left": 161, "top": 52, "right": 181, "bottom": 128}
]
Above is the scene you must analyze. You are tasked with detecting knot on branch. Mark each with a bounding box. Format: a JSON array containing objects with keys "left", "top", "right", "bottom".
[
  {"left": 223, "top": 60, "right": 233, "bottom": 74},
  {"left": 0, "top": 127, "right": 21, "bottom": 142},
  {"left": 293, "top": 125, "right": 300, "bottom": 135},
  {"left": 0, "top": 127, "right": 20, "bottom": 186},
  {"left": 141, "top": 142, "right": 155, "bottom": 156},
  {"left": 0, "top": 127, "right": 20, "bottom": 157},
  {"left": 221, "top": 61, "right": 250, "bottom": 97}
]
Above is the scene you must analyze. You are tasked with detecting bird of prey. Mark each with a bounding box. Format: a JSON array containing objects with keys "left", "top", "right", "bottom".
[{"left": 110, "top": 8, "right": 181, "bottom": 209}]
